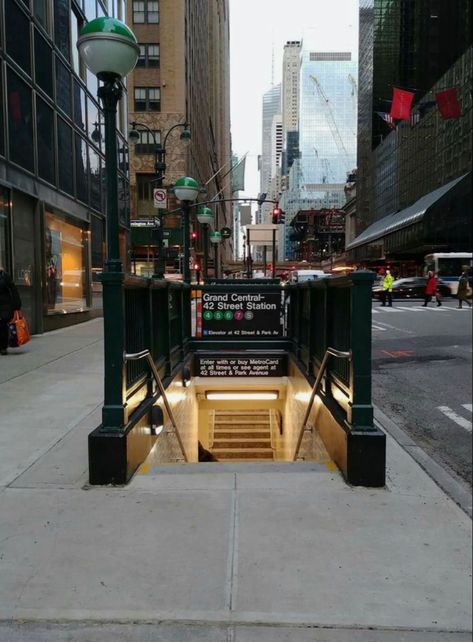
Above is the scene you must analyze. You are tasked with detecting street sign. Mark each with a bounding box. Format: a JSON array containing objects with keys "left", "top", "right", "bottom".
[
  {"left": 220, "top": 226, "right": 232, "bottom": 239},
  {"left": 153, "top": 188, "right": 167, "bottom": 209}
]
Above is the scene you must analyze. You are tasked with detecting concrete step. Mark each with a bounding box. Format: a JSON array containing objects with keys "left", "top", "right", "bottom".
[
  {"left": 213, "top": 439, "right": 272, "bottom": 449},
  {"left": 212, "top": 448, "right": 274, "bottom": 460},
  {"left": 214, "top": 430, "right": 271, "bottom": 439},
  {"left": 214, "top": 418, "right": 270, "bottom": 425}
]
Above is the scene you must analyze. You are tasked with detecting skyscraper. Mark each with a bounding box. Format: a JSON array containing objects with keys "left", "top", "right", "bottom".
[
  {"left": 298, "top": 48, "right": 357, "bottom": 208},
  {"left": 258, "top": 83, "right": 281, "bottom": 224}
]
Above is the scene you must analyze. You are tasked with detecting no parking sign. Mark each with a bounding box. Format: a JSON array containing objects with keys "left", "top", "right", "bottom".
[{"left": 153, "top": 188, "right": 167, "bottom": 209}]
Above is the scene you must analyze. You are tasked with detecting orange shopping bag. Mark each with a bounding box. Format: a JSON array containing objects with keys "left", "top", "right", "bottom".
[{"left": 8, "top": 311, "right": 30, "bottom": 347}]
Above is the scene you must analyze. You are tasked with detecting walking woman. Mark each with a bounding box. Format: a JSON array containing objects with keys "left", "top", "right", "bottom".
[
  {"left": 457, "top": 270, "right": 472, "bottom": 309},
  {"left": 0, "top": 267, "right": 22, "bottom": 355},
  {"left": 423, "top": 271, "right": 441, "bottom": 306}
]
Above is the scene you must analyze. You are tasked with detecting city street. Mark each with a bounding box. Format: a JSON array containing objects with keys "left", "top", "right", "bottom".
[{"left": 371, "top": 299, "right": 472, "bottom": 488}]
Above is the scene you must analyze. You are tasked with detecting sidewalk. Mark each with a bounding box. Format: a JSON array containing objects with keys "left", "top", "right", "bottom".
[{"left": 0, "top": 319, "right": 471, "bottom": 641}]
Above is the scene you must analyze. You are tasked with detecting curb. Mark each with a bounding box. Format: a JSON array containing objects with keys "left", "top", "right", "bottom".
[{"left": 374, "top": 404, "right": 472, "bottom": 518}]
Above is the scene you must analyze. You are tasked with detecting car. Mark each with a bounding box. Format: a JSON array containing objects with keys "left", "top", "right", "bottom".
[{"left": 372, "top": 277, "right": 451, "bottom": 300}]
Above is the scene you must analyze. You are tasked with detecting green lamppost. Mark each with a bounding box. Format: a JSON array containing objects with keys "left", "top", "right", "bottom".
[
  {"left": 209, "top": 230, "right": 222, "bottom": 279},
  {"left": 174, "top": 177, "right": 199, "bottom": 283},
  {"left": 196, "top": 207, "right": 213, "bottom": 282},
  {"left": 77, "top": 18, "right": 138, "bottom": 431}
]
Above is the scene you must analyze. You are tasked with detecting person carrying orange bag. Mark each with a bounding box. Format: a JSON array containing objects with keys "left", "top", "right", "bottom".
[{"left": 0, "top": 267, "right": 23, "bottom": 355}]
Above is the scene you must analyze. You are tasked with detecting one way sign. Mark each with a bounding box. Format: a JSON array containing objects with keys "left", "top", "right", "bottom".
[{"left": 153, "top": 188, "right": 167, "bottom": 209}]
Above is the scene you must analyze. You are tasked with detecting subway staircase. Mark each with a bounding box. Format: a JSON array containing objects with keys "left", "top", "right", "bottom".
[{"left": 210, "top": 410, "right": 274, "bottom": 462}]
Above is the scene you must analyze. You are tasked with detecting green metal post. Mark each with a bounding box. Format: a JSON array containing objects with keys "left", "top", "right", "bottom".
[
  {"left": 347, "top": 270, "right": 376, "bottom": 430},
  {"left": 182, "top": 201, "right": 191, "bottom": 283},
  {"left": 98, "top": 77, "right": 126, "bottom": 431},
  {"left": 203, "top": 224, "right": 209, "bottom": 281}
]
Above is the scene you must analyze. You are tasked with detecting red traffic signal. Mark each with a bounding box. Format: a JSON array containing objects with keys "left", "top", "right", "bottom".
[{"left": 272, "top": 208, "right": 281, "bottom": 224}]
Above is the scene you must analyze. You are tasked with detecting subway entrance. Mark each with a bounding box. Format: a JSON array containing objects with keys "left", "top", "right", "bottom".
[{"left": 89, "top": 276, "right": 386, "bottom": 486}]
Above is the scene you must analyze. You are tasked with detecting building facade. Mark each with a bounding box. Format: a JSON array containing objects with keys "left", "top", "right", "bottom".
[
  {"left": 350, "top": 0, "right": 472, "bottom": 269},
  {"left": 258, "top": 83, "right": 281, "bottom": 225},
  {"left": 0, "top": 0, "right": 130, "bottom": 333},
  {"left": 127, "top": 0, "right": 231, "bottom": 276}
]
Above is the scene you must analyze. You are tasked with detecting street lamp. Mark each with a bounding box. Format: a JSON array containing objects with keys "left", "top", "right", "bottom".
[
  {"left": 77, "top": 17, "right": 139, "bottom": 272},
  {"left": 196, "top": 207, "right": 213, "bottom": 282},
  {"left": 77, "top": 17, "right": 139, "bottom": 433},
  {"left": 129, "top": 121, "right": 191, "bottom": 187},
  {"left": 128, "top": 121, "right": 192, "bottom": 278},
  {"left": 209, "top": 230, "right": 222, "bottom": 279},
  {"left": 174, "top": 176, "right": 199, "bottom": 283}
]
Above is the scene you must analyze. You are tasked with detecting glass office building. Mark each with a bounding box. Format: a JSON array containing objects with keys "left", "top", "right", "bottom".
[
  {"left": 0, "top": 0, "right": 130, "bottom": 332},
  {"left": 298, "top": 48, "right": 358, "bottom": 209}
]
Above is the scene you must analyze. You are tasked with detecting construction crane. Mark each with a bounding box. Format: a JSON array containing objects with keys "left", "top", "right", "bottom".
[
  {"left": 347, "top": 73, "right": 357, "bottom": 95},
  {"left": 309, "top": 74, "right": 351, "bottom": 170}
]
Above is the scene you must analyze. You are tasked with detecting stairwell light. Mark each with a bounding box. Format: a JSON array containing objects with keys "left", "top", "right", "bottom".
[{"left": 205, "top": 391, "right": 279, "bottom": 401}]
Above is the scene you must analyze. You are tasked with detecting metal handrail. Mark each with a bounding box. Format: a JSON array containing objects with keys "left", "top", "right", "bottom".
[
  {"left": 293, "top": 347, "right": 351, "bottom": 461},
  {"left": 124, "top": 350, "right": 188, "bottom": 462}
]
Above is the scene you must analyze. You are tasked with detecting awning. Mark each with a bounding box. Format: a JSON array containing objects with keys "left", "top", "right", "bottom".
[{"left": 346, "top": 173, "right": 469, "bottom": 251}]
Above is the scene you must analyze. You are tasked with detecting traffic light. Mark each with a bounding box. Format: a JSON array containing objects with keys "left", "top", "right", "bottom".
[
  {"left": 272, "top": 208, "right": 281, "bottom": 224},
  {"left": 279, "top": 210, "right": 285, "bottom": 224},
  {"left": 191, "top": 231, "right": 198, "bottom": 244}
]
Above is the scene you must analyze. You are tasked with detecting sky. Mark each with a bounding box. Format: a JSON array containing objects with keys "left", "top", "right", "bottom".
[{"left": 229, "top": 0, "right": 359, "bottom": 201}]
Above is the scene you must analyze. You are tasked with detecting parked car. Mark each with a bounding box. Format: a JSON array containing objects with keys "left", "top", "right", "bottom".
[{"left": 372, "top": 277, "right": 451, "bottom": 300}]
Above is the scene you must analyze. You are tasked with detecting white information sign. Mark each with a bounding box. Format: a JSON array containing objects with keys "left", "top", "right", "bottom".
[{"left": 153, "top": 188, "right": 167, "bottom": 209}]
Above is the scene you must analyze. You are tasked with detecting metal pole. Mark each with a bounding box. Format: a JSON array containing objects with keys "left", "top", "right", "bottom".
[
  {"left": 272, "top": 228, "right": 276, "bottom": 279},
  {"left": 263, "top": 245, "right": 267, "bottom": 276},
  {"left": 99, "top": 79, "right": 122, "bottom": 271},
  {"left": 97, "top": 77, "right": 126, "bottom": 431},
  {"left": 182, "top": 201, "right": 191, "bottom": 283},
  {"left": 203, "top": 223, "right": 209, "bottom": 281},
  {"left": 246, "top": 230, "right": 251, "bottom": 278},
  {"left": 214, "top": 242, "right": 219, "bottom": 279}
]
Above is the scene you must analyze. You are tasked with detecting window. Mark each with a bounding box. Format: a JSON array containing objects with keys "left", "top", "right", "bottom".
[
  {"left": 134, "top": 87, "right": 160, "bottom": 111},
  {"left": 133, "top": 0, "right": 159, "bottom": 23},
  {"left": 137, "top": 44, "right": 160, "bottom": 68},
  {"left": 7, "top": 70, "right": 34, "bottom": 172},
  {"left": 5, "top": 1, "right": 31, "bottom": 75},
  {"left": 54, "top": 0, "right": 71, "bottom": 61},
  {"left": 36, "top": 98, "right": 55, "bottom": 185},
  {"left": 0, "top": 189, "right": 11, "bottom": 272},
  {"left": 35, "top": 30, "right": 53, "bottom": 96},
  {"left": 136, "top": 173, "right": 156, "bottom": 217},
  {"left": 44, "top": 211, "right": 89, "bottom": 313},
  {"left": 134, "top": 129, "right": 161, "bottom": 154},
  {"left": 57, "top": 118, "right": 74, "bottom": 194},
  {"left": 33, "top": 0, "right": 50, "bottom": 31},
  {"left": 56, "top": 58, "right": 72, "bottom": 116}
]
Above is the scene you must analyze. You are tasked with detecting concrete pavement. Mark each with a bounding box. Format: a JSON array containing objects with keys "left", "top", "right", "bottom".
[{"left": 0, "top": 319, "right": 471, "bottom": 641}]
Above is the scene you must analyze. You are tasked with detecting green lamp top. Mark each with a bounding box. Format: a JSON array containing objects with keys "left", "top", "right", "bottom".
[
  {"left": 79, "top": 17, "right": 138, "bottom": 43},
  {"left": 174, "top": 176, "right": 199, "bottom": 189}
]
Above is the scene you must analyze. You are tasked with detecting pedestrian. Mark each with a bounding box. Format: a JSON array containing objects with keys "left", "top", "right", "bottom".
[
  {"left": 423, "top": 271, "right": 441, "bottom": 306},
  {"left": 457, "top": 270, "right": 472, "bottom": 309},
  {"left": 0, "top": 267, "right": 22, "bottom": 355},
  {"left": 381, "top": 269, "right": 394, "bottom": 306}
]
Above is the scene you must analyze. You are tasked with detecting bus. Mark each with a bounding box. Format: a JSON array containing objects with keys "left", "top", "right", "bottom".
[{"left": 424, "top": 252, "right": 472, "bottom": 295}]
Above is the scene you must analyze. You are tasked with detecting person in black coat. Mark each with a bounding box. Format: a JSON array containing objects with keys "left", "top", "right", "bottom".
[{"left": 0, "top": 268, "right": 22, "bottom": 355}]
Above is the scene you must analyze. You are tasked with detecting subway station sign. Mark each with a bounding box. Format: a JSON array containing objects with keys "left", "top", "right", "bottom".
[{"left": 201, "top": 290, "right": 282, "bottom": 337}]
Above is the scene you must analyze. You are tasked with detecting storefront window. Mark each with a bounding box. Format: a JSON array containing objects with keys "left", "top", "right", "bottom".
[
  {"left": 0, "top": 189, "right": 11, "bottom": 271},
  {"left": 45, "top": 211, "right": 89, "bottom": 313}
]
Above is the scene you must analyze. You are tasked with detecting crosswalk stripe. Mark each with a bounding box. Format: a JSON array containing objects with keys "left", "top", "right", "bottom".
[
  {"left": 437, "top": 406, "right": 472, "bottom": 432},
  {"left": 372, "top": 324, "right": 387, "bottom": 331},
  {"left": 462, "top": 404, "right": 472, "bottom": 413}
]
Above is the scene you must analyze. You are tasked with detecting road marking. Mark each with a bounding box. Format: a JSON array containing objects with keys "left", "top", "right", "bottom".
[
  {"left": 380, "top": 349, "right": 414, "bottom": 358},
  {"left": 372, "top": 324, "right": 387, "bottom": 331},
  {"left": 437, "top": 406, "right": 472, "bottom": 432},
  {"left": 462, "top": 404, "right": 472, "bottom": 413},
  {"left": 371, "top": 319, "right": 414, "bottom": 335}
]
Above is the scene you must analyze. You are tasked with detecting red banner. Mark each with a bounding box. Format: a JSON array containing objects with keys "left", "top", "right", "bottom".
[
  {"left": 436, "top": 88, "right": 462, "bottom": 119},
  {"left": 389, "top": 87, "right": 415, "bottom": 120}
]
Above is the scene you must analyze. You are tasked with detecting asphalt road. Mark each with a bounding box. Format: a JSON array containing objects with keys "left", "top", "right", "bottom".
[{"left": 371, "top": 297, "right": 472, "bottom": 488}]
